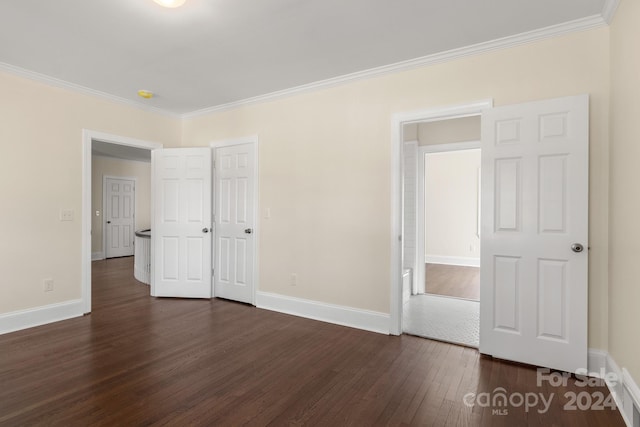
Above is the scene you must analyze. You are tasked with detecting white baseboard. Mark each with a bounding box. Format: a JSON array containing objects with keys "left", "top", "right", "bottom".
[
  {"left": 587, "top": 348, "right": 608, "bottom": 374},
  {"left": 92, "top": 252, "right": 105, "bottom": 261},
  {"left": 607, "top": 354, "right": 625, "bottom": 415},
  {"left": 425, "top": 255, "right": 480, "bottom": 267},
  {"left": 588, "top": 348, "right": 640, "bottom": 427},
  {"left": 255, "top": 291, "right": 390, "bottom": 334},
  {"left": 622, "top": 368, "right": 640, "bottom": 426},
  {"left": 0, "top": 299, "right": 84, "bottom": 335}
]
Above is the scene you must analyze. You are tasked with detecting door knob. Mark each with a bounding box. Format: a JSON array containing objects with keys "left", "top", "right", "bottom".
[
  {"left": 244, "top": 228, "right": 253, "bottom": 234},
  {"left": 202, "top": 228, "right": 209, "bottom": 233},
  {"left": 106, "top": 221, "right": 111, "bottom": 224},
  {"left": 571, "top": 243, "right": 584, "bottom": 253}
]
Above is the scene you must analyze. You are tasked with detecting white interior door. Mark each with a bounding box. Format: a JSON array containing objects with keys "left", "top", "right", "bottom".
[
  {"left": 105, "top": 177, "right": 135, "bottom": 258},
  {"left": 152, "top": 148, "right": 212, "bottom": 298},
  {"left": 480, "top": 94, "right": 589, "bottom": 373},
  {"left": 214, "top": 143, "right": 256, "bottom": 304}
]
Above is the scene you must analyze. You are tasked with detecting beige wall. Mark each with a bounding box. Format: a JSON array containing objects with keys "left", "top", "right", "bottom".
[
  {"left": 425, "top": 150, "right": 481, "bottom": 260},
  {"left": 0, "top": 71, "right": 181, "bottom": 314},
  {"left": 403, "top": 123, "right": 418, "bottom": 142},
  {"left": 91, "top": 156, "right": 151, "bottom": 254},
  {"left": 609, "top": 0, "right": 640, "bottom": 382},
  {"left": 418, "top": 116, "right": 481, "bottom": 146},
  {"left": 182, "top": 28, "right": 610, "bottom": 348}
]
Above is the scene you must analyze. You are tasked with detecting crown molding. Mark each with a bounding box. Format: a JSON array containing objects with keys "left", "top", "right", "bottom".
[
  {"left": 0, "top": 62, "right": 179, "bottom": 118},
  {"left": 182, "top": 13, "right": 608, "bottom": 119},
  {"left": 601, "top": 0, "right": 620, "bottom": 24}
]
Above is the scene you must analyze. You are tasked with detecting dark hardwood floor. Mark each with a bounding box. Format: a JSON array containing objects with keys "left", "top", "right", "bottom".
[
  {"left": 0, "top": 257, "right": 623, "bottom": 426},
  {"left": 426, "top": 263, "right": 480, "bottom": 301}
]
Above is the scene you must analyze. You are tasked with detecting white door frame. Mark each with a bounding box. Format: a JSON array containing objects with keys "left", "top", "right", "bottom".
[
  {"left": 82, "top": 130, "right": 162, "bottom": 314},
  {"left": 103, "top": 175, "right": 137, "bottom": 258},
  {"left": 209, "top": 135, "right": 260, "bottom": 304},
  {"left": 403, "top": 139, "right": 419, "bottom": 294},
  {"left": 417, "top": 141, "right": 481, "bottom": 295},
  {"left": 389, "top": 100, "right": 492, "bottom": 335}
]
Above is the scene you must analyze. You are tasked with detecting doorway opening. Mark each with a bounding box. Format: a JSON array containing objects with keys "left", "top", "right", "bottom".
[
  {"left": 81, "top": 131, "right": 162, "bottom": 314},
  {"left": 392, "top": 95, "right": 590, "bottom": 372},
  {"left": 402, "top": 117, "right": 481, "bottom": 348},
  {"left": 389, "top": 99, "right": 492, "bottom": 344}
]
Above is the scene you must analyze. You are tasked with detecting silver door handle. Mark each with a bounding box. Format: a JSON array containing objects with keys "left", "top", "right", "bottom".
[
  {"left": 202, "top": 228, "right": 209, "bottom": 233},
  {"left": 571, "top": 243, "right": 584, "bottom": 253},
  {"left": 244, "top": 228, "right": 253, "bottom": 234}
]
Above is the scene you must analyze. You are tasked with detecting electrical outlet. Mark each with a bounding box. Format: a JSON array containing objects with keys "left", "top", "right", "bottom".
[
  {"left": 43, "top": 279, "right": 54, "bottom": 292},
  {"left": 290, "top": 273, "right": 297, "bottom": 286},
  {"left": 60, "top": 209, "right": 74, "bottom": 221}
]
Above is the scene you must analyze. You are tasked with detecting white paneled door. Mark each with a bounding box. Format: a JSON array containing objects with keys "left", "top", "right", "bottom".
[
  {"left": 152, "top": 148, "right": 212, "bottom": 298},
  {"left": 105, "top": 177, "right": 135, "bottom": 258},
  {"left": 214, "top": 143, "right": 256, "bottom": 304},
  {"left": 480, "top": 95, "right": 589, "bottom": 373}
]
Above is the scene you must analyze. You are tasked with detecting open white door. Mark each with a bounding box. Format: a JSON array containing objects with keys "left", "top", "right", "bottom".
[
  {"left": 480, "top": 95, "right": 588, "bottom": 373},
  {"left": 152, "top": 148, "right": 212, "bottom": 298},
  {"left": 214, "top": 143, "right": 256, "bottom": 304}
]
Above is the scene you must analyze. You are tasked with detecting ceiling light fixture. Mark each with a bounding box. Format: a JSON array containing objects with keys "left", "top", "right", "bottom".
[
  {"left": 137, "top": 90, "right": 154, "bottom": 99},
  {"left": 152, "top": 0, "right": 186, "bottom": 8}
]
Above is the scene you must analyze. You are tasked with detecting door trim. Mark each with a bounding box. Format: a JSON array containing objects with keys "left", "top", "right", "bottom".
[
  {"left": 403, "top": 140, "right": 419, "bottom": 294},
  {"left": 389, "top": 100, "right": 492, "bottom": 335},
  {"left": 103, "top": 175, "right": 137, "bottom": 259},
  {"left": 209, "top": 135, "right": 259, "bottom": 305},
  {"left": 82, "top": 130, "right": 162, "bottom": 314}
]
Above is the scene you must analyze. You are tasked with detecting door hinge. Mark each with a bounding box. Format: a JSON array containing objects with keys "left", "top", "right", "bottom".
[{"left": 212, "top": 269, "right": 215, "bottom": 277}]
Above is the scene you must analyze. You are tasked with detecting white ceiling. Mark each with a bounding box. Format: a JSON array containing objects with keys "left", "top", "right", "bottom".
[{"left": 0, "top": 0, "right": 610, "bottom": 116}]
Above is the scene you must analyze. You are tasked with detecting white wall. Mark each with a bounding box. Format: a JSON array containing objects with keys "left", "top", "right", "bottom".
[
  {"left": 91, "top": 156, "right": 151, "bottom": 256},
  {"left": 418, "top": 116, "right": 481, "bottom": 146},
  {"left": 425, "top": 149, "right": 481, "bottom": 265}
]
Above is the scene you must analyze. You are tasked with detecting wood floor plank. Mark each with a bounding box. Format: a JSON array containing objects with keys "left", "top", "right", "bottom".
[
  {"left": 0, "top": 257, "right": 624, "bottom": 426},
  {"left": 425, "top": 263, "right": 480, "bottom": 300}
]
